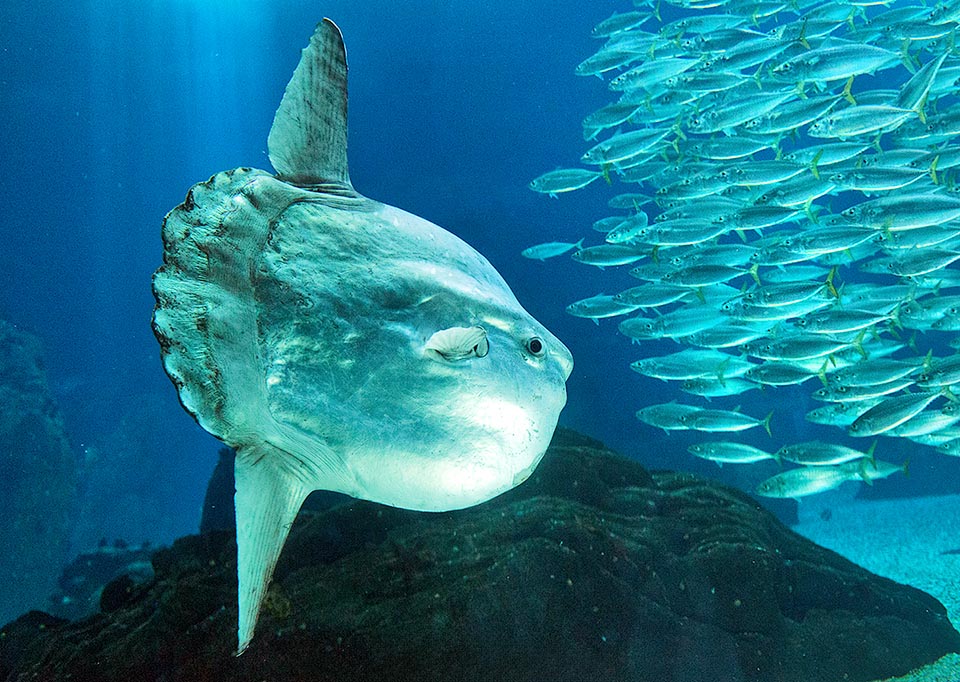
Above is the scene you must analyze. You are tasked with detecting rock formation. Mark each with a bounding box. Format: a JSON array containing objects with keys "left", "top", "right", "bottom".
[{"left": 2, "top": 429, "right": 957, "bottom": 682}]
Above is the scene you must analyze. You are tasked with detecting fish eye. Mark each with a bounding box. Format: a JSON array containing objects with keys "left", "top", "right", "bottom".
[{"left": 526, "top": 336, "right": 545, "bottom": 356}]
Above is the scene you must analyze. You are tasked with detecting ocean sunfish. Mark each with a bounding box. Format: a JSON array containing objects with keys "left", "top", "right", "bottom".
[{"left": 152, "top": 19, "right": 573, "bottom": 653}]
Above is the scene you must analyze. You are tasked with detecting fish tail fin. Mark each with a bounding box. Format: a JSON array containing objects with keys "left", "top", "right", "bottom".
[
  {"left": 749, "top": 263, "right": 761, "bottom": 285},
  {"left": 902, "top": 458, "right": 910, "bottom": 478},
  {"left": 866, "top": 440, "right": 877, "bottom": 467},
  {"left": 671, "top": 117, "right": 688, "bottom": 142},
  {"left": 889, "top": 303, "right": 902, "bottom": 331},
  {"left": 762, "top": 410, "right": 774, "bottom": 437},
  {"left": 846, "top": 7, "right": 857, "bottom": 29},
  {"left": 809, "top": 148, "right": 823, "bottom": 179},
  {"left": 233, "top": 443, "right": 311, "bottom": 655},
  {"left": 817, "top": 359, "right": 829, "bottom": 386},
  {"left": 916, "top": 92, "right": 929, "bottom": 124},
  {"left": 860, "top": 459, "right": 875, "bottom": 485},
  {"left": 798, "top": 17, "right": 810, "bottom": 49},
  {"left": 897, "top": 40, "right": 917, "bottom": 73},
  {"left": 852, "top": 329, "right": 867, "bottom": 357},
  {"left": 907, "top": 332, "right": 918, "bottom": 354},
  {"left": 716, "top": 357, "right": 731, "bottom": 386},
  {"left": 930, "top": 154, "right": 941, "bottom": 185},
  {"left": 842, "top": 76, "right": 856, "bottom": 105},
  {"left": 826, "top": 266, "right": 839, "bottom": 299}
]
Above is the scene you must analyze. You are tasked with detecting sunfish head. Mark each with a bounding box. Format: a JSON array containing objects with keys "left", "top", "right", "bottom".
[{"left": 328, "top": 204, "right": 574, "bottom": 512}]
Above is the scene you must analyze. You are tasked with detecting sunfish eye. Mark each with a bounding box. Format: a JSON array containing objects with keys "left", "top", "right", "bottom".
[{"left": 525, "top": 336, "right": 545, "bottom": 357}]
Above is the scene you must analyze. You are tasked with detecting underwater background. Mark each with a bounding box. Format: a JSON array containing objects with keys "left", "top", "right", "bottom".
[{"left": 2, "top": 0, "right": 960, "bottom": 673}]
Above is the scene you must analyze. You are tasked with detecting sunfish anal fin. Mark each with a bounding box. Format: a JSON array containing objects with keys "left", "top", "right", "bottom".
[
  {"left": 233, "top": 443, "right": 311, "bottom": 655},
  {"left": 267, "top": 18, "right": 351, "bottom": 190}
]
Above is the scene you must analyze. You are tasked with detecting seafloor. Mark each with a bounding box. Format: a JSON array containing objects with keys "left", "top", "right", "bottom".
[{"left": 794, "top": 493, "right": 960, "bottom": 682}]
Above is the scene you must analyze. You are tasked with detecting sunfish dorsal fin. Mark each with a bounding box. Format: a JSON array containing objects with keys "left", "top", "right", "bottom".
[{"left": 268, "top": 18, "right": 351, "bottom": 189}]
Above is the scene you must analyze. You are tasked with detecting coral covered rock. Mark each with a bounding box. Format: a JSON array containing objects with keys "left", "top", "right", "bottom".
[{"left": 2, "top": 429, "right": 957, "bottom": 681}]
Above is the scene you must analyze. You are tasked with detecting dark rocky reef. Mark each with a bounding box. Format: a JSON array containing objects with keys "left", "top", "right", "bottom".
[
  {"left": 47, "top": 539, "right": 155, "bottom": 621},
  {"left": 0, "top": 320, "right": 78, "bottom": 625},
  {"left": 2, "top": 429, "right": 957, "bottom": 682}
]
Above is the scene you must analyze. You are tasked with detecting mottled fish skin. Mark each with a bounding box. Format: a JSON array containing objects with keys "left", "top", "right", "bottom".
[
  {"left": 681, "top": 377, "right": 760, "bottom": 397},
  {"left": 608, "top": 57, "right": 700, "bottom": 92},
  {"left": 820, "top": 363, "right": 906, "bottom": 393},
  {"left": 575, "top": 46, "right": 645, "bottom": 78},
  {"left": 916, "top": 355, "right": 960, "bottom": 389},
  {"left": 635, "top": 402, "right": 702, "bottom": 431},
  {"left": 826, "top": 358, "right": 922, "bottom": 387},
  {"left": 808, "top": 105, "right": 915, "bottom": 139},
  {"left": 688, "top": 441, "right": 777, "bottom": 465},
  {"left": 738, "top": 280, "right": 830, "bottom": 308},
  {"left": 565, "top": 294, "right": 640, "bottom": 321},
  {"left": 582, "top": 101, "right": 644, "bottom": 138},
  {"left": 807, "top": 399, "right": 882, "bottom": 427},
  {"left": 529, "top": 169, "right": 603, "bottom": 196},
  {"left": 744, "top": 361, "right": 819, "bottom": 387},
  {"left": 755, "top": 466, "right": 852, "bottom": 498},
  {"left": 849, "top": 392, "right": 942, "bottom": 437},
  {"left": 679, "top": 407, "right": 773, "bottom": 435},
  {"left": 571, "top": 244, "right": 647, "bottom": 267},
  {"left": 591, "top": 10, "right": 649, "bottom": 38},
  {"left": 521, "top": 238, "right": 585, "bottom": 261},
  {"left": 776, "top": 440, "right": 875, "bottom": 466},
  {"left": 842, "top": 194, "right": 960, "bottom": 230},
  {"left": 771, "top": 44, "right": 900, "bottom": 85},
  {"left": 631, "top": 348, "right": 754, "bottom": 381},
  {"left": 605, "top": 212, "right": 650, "bottom": 244},
  {"left": 581, "top": 128, "right": 672, "bottom": 166},
  {"left": 613, "top": 283, "right": 691, "bottom": 308},
  {"left": 829, "top": 166, "right": 926, "bottom": 193}
]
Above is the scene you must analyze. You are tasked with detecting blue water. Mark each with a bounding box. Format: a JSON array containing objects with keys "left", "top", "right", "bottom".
[{"left": 2, "top": 0, "right": 959, "bottom": 622}]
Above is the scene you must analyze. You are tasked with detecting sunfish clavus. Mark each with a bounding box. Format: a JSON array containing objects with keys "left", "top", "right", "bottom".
[{"left": 151, "top": 18, "right": 573, "bottom": 653}]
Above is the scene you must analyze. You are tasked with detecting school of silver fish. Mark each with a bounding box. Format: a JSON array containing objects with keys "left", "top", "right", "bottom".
[{"left": 526, "top": 0, "right": 960, "bottom": 499}]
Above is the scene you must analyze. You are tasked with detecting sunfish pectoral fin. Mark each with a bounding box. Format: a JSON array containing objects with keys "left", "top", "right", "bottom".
[
  {"left": 234, "top": 445, "right": 311, "bottom": 654},
  {"left": 267, "top": 18, "right": 352, "bottom": 189},
  {"left": 424, "top": 326, "right": 489, "bottom": 361}
]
